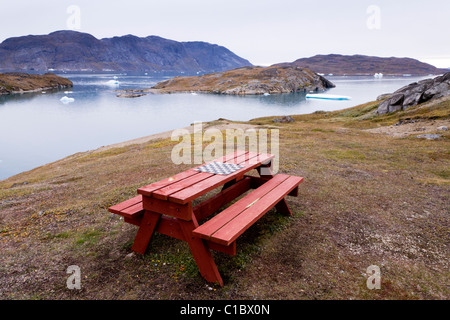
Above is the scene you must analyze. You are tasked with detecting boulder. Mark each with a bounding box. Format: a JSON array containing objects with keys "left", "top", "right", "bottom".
[
  {"left": 377, "top": 72, "right": 450, "bottom": 114},
  {"left": 116, "top": 92, "right": 147, "bottom": 98},
  {"left": 416, "top": 134, "right": 441, "bottom": 140},
  {"left": 273, "top": 116, "right": 295, "bottom": 123}
]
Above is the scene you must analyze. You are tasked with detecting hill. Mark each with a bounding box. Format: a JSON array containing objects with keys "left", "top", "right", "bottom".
[
  {"left": 280, "top": 54, "right": 446, "bottom": 76},
  {"left": 148, "top": 65, "right": 335, "bottom": 95},
  {"left": 0, "top": 30, "right": 252, "bottom": 73},
  {"left": 0, "top": 72, "right": 73, "bottom": 95}
]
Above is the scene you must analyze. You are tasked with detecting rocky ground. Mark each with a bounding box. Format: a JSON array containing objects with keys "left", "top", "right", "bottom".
[
  {"left": 0, "top": 72, "right": 72, "bottom": 95},
  {"left": 377, "top": 72, "right": 449, "bottom": 114},
  {"left": 145, "top": 65, "right": 335, "bottom": 95}
]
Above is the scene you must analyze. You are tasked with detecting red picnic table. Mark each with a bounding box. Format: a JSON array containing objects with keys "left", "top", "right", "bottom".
[{"left": 109, "top": 150, "right": 303, "bottom": 286}]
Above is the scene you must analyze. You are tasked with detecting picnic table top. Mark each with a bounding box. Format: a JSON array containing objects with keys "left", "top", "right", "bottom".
[{"left": 137, "top": 150, "right": 274, "bottom": 205}]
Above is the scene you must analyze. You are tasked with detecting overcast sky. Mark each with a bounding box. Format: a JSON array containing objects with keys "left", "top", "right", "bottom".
[{"left": 1, "top": 0, "right": 449, "bottom": 67}]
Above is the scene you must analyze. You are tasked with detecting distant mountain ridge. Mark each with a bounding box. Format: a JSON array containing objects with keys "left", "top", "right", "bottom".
[
  {"left": 0, "top": 30, "right": 252, "bottom": 73},
  {"left": 278, "top": 54, "right": 446, "bottom": 76}
]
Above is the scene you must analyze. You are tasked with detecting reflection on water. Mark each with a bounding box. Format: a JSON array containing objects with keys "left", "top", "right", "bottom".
[{"left": 0, "top": 73, "right": 432, "bottom": 179}]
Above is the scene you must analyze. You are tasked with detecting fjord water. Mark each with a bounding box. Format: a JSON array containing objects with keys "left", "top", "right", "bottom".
[{"left": 0, "top": 73, "right": 430, "bottom": 180}]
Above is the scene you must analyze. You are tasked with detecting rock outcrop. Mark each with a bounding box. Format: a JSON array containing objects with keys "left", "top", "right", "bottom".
[
  {"left": 0, "top": 30, "right": 252, "bottom": 73},
  {"left": 150, "top": 65, "right": 335, "bottom": 95},
  {"left": 273, "top": 116, "right": 295, "bottom": 123},
  {"left": 0, "top": 72, "right": 73, "bottom": 95},
  {"left": 377, "top": 72, "right": 450, "bottom": 114}
]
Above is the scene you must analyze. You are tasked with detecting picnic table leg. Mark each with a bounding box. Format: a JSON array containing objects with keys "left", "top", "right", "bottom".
[
  {"left": 131, "top": 210, "right": 161, "bottom": 254},
  {"left": 256, "top": 163, "right": 293, "bottom": 216},
  {"left": 178, "top": 215, "right": 224, "bottom": 287}
]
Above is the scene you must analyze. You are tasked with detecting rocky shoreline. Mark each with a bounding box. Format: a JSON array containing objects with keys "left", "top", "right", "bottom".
[
  {"left": 377, "top": 72, "right": 450, "bottom": 114},
  {"left": 144, "top": 65, "right": 335, "bottom": 95},
  {"left": 0, "top": 72, "right": 73, "bottom": 95}
]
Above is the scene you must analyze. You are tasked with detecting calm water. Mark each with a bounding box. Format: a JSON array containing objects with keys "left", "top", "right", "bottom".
[{"left": 0, "top": 73, "right": 431, "bottom": 180}]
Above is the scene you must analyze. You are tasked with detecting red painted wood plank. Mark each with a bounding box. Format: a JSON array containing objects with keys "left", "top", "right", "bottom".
[
  {"left": 192, "top": 174, "right": 290, "bottom": 240},
  {"left": 210, "top": 176, "right": 303, "bottom": 246},
  {"left": 169, "top": 153, "right": 274, "bottom": 204},
  {"left": 137, "top": 170, "right": 199, "bottom": 196},
  {"left": 108, "top": 195, "right": 142, "bottom": 214},
  {"left": 143, "top": 196, "right": 193, "bottom": 220},
  {"left": 124, "top": 216, "right": 142, "bottom": 226},
  {"left": 152, "top": 172, "right": 215, "bottom": 200},
  {"left": 207, "top": 241, "right": 236, "bottom": 256},
  {"left": 120, "top": 202, "right": 144, "bottom": 219},
  {"left": 137, "top": 150, "right": 247, "bottom": 197},
  {"left": 227, "top": 151, "right": 259, "bottom": 165},
  {"left": 193, "top": 177, "right": 252, "bottom": 222},
  {"left": 156, "top": 216, "right": 186, "bottom": 241}
]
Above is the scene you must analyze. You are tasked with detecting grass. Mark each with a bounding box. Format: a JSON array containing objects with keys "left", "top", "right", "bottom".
[{"left": 0, "top": 96, "right": 448, "bottom": 299}]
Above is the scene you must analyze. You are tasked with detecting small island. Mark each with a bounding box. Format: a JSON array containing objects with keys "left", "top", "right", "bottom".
[
  {"left": 0, "top": 72, "right": 73, "bottom": 95},
  {"left": 141, "top": 65, "right": 335, "bottom": 95}
]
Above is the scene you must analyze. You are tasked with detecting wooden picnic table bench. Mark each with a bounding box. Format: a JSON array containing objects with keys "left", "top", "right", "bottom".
[{"left": 109, "top": 150, "right": 303, "bottom": 286}]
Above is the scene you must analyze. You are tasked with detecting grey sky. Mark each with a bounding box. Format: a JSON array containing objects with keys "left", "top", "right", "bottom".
[{"left": 1, "top": 0, "right": 449, "bottom": 67}]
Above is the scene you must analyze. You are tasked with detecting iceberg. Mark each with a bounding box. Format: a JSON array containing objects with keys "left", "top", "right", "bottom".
[
  {"left": 106, "top": 79, "right": 120, "bottom": 86},
  {"left": 374, "top": 73, "right": 383, "bottom": 78},
  {"left": 60, "top": 96, "right": 75, "bottom": 103},
  {"left": 306, "top": 93, "right": 351, "bottom": 100}
]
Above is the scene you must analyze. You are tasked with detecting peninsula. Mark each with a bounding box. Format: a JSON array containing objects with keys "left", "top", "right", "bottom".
[
  {"left": 0, "top": 72, "right": 73, "bottom": 95},
  {"left": 142, "top": 65, "right": 335, "bottom": 95}
]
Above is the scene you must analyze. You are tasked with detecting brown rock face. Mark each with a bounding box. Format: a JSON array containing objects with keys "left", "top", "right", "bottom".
[
  {"left": 0, "top": 72, "right": 73, "bottom": 95},
  {"left": 151, "top": 65, "right": 335, "bottom": 95},
  {"left": 377, "top": 72, "right": 450, "bottom": 114}
]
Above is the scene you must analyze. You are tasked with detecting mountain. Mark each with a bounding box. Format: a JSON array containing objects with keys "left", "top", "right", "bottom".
[
  {"left": 0, "top": 30, "right": 252, "bottom": 73},
  {"left": 146, "top": 65, "right": 335, "bottom": 95},
  {"left": 278, "top": 54, "right": 446, "bottom": 76}
]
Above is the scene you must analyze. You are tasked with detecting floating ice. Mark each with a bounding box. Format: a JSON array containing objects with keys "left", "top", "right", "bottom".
[
  {"left": 105, "top": 80, "right": 120, "bottom": 86},
  {"left": 64, "top": 91, "right": 73, "bottom": 94},
  {"left": 374, "top": 73, "right": 383, "bottom": 78},
  {"left": 306, "top": 93, "right": 351, "bottom": 100},
  {"left": 60, "top": 96, "right": 75, "bottom": 103},
  {"left": 263, "top": 93, "right": 270, "bottom": 96}
]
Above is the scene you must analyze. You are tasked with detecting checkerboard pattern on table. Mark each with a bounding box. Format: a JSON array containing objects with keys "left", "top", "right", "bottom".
[{"left": 194, "top": 162, "right": 244, "bottom": 175}]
